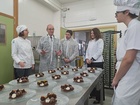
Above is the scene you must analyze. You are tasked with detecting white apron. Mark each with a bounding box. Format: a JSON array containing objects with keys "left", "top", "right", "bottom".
[{"left": 112, "top": 35, "right": 140, "bottom": 105}]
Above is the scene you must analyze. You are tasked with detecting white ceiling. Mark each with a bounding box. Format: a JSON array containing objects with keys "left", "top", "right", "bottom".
[{"left": 57, "top": 0, "right": 83, "bottom": 4}]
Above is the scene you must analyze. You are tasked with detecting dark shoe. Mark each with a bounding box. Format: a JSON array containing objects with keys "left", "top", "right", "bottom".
[
  {"left": 89, "top": 96, "right": 93, "bottom": 99},
  {"left": 93, "top": 100, "right": 100, "bottom": 104}
]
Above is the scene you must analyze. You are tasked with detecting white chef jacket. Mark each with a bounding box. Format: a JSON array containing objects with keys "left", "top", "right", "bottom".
[
  {"left": 11, "top": 37, "right": 35, "bottom": 69},
  {"left": 113, "top": 19, "right": 140, "bottom": 105},
  {"left": 86, "top": 38, "right": 104, "bottom": 62}
]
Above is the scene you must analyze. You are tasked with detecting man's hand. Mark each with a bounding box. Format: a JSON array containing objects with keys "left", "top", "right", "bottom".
[
  {"left": 41, "top": 50, "right": 46, "bottom": 55},
  {"left": 55, "top": 50, "right": 62, "bottom": 56},
  {"left": 64, "top": 58, "right": 71, "bottom": 63}
]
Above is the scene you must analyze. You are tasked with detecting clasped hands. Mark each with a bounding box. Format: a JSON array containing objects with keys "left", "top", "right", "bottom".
[
  {"left": 18, "top": 62, "right": 34, "bottom": 69},
  {"left": 86, "top": 59, "right": 92, "bottom": 64}
]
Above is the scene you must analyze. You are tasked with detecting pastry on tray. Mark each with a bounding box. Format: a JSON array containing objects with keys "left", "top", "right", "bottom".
[
  {"left": 73, "top": 76, "right": 84, "bottom": 83},
  {"left": 61, "top": 84, "right": 74, "bottom": 92},
  {"left": 88, "top": 67, "right": 96, "bottom": 73},
  {"left": 57, "top": 67, "right": 64, "bottom": 71},
  {"left": 61, "top": 71, "right": 69, "bottom": 75},
  {"left": 40, "top": 93, "right": 57, "bottom": 105},
  {"left": 37, "top": 80, "right": 48, "bottom": 87},
  {"left": 9, "top": 89, "right": 26, "bottom": 99},
  {"left": 52, "top": 75, "right": 61, "bottom": 80},
  {"left": 35, "top": 72, "right": 44, "bottom": 78},
  {"left": 48, "top": 70, "right": 56, "bottom": 74},
  {"left": 80, "top": 72, "right": 89, "bottom": 77},
  {"left": 0, "top": 85, "right": 4, "bottom": 91},
  {"left": 72, "top": 68, "right": 78, "bottom": 72},
  {"left": 77, "top": 66, "right": 82, "bottom": 69},
  {"left": 17, "top": 77, "right": 29, "bottom": 83},
  {"left": 64, "top": 65, "right": 69, "bottom": 68}
]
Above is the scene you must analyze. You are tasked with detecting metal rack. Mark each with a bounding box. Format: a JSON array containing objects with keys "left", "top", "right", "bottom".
[
  {"left": 102, "top": 30, "right": 122, "bottom": 89},
  {"left": 27, "top": 36, "right": 41, "bottom": 73}
]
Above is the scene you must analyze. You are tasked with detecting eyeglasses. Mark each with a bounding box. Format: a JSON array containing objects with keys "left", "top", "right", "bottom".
[{"left": 48, "top": 28, "right": 54, "bottom": 31}]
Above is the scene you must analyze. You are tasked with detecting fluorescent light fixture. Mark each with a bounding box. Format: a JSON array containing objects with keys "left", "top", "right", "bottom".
[{"left": 44, "top": 0, "right": 62, "bottom": 10}]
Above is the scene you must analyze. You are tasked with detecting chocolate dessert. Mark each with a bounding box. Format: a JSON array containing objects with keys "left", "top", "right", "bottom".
[
  {"left": 73, "top": 76, "right": 84, "bottom": 83},
  {"left": 37, "top": 80, "right": 48, "bottom": 87},
  {"left": 88, "top": 67, "right": 96, "bottom": 73},
  {"left": 57, "top": 67, "right": 64, "bottom": 71},
  {"left": 35, "top": 72, "right": 44, "bottom": 78},
  {"left": 52, "top": 75, "right": 61, "bottom": 80},
  {"left": 72, "top": 68, "right": 78, "bottom": 72},
  {"left": 9, "top": 89, "right": 26, "bottom": 99},
  {"left": 0, "top": 85, "right": 4, "bottom": 91},
  {"left": 64, "top": 65, "right": 69, "bottom": 68},
  {"left": 40, "top": 93, "right": 57, "bottom": 105},
  {"left": 61, "top": 84, "right": 74, "bottom": 92},
  {"left": 77, "top": 66, "right": 82, "bottom": 69},
  {"left": 61, "top": 71, "right": 69, "bottom": 75},
  {"left": 17, "top": 77, "right": 29, "bottom": 83},
  {"left": 48, "top": 70, "right": 56, "bottom": 74},
  {"left": 80, "top": 72, "right": 89, "bottom": 77}
]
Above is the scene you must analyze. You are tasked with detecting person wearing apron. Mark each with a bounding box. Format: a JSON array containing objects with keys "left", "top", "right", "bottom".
[{"left": 112, "top": 0, "right": 140, "bottom": 105}]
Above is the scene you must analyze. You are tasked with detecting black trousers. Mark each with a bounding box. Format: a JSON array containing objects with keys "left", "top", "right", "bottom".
[
  {"left": 87, "top": 62, "right": 104, "bottom": 102},
  {"left": 14, "top": 68, "right": 32, "bottom": 79}
]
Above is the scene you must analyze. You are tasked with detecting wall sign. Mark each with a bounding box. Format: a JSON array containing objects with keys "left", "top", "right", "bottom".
[{"left": 0, "top": 23, "right": 6, "bottom": 44}]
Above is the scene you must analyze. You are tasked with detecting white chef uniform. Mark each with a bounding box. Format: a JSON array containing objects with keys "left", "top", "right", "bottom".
[
  {"left": 113, "top": 0, "right": 140, "bottom": 103},
  {"left": 86, "top": 38, "right": 104, "bottom": 62},
  {"left": 11, "top": 37, "right": 35, "bottom": 69}
]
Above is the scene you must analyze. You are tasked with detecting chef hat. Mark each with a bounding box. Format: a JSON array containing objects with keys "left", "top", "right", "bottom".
[
  {"left": 114, "top": 0, "right": 140, "bottom": 16},
  {"left": 16, "top": 25, "right": 27, "bottom": 34}
]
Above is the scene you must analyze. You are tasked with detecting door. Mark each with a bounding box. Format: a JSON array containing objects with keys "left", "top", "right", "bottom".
[{"left": 0, "top": 13, "right": 14, "bottom": 84}]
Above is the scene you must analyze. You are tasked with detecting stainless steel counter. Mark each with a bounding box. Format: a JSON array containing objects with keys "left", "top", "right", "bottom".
[
  {"left": 0, "top": 68, "right": 104, "bottom": 105},
  {"left": 70, "top": 69, "right": 104, "bottom": 105}
]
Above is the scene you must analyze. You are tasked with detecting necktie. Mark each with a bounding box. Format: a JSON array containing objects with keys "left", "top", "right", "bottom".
[
  {"left": 50, "top": 36, "right": 53, "bottom": 64},
  {"left": 66, "top": 40, "right": 69, "bottom": 57},
  {"left": 50, "top": 36, "right": 52, "bottom": 41}
]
